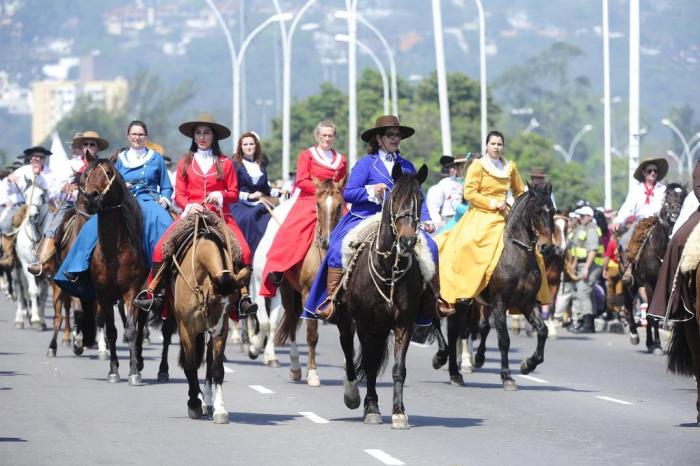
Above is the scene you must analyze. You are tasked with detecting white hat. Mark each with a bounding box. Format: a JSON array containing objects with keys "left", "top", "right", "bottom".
[{"left": 574, "top": 206, "right": 594, "bottom": 217}]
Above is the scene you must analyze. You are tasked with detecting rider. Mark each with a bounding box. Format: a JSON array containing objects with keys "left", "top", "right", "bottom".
[
  {"left": 260, "top": 120, "right": 347, "bottom": 298},
  {"left": 426, "top": 155, "right": 467, "bottom": 231},
  {"left": 437, "top": 130, "right": 551, "bottom": 306},
  {"left": 303, "top": 115, "right": 443, "bottom": 321},
  {"left": 230, "top": 131, "right": 283, "bottom": 256},
  {"left": 26, "top": 131, "right": 106, "bottom": 276},
  {"left": 133, "top": 114, "right": 257, "bottom": 318}
]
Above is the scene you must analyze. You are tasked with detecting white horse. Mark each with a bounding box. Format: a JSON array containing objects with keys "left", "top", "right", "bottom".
[
  {"left": 243, "top": 190, "right": 299, "bottom": 368},
  {"left": 14, "top": 183, "right": 50, "bottom": 330}
]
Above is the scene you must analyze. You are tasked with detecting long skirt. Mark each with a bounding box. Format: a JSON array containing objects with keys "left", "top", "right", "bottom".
[{"left": 230, "top": 201, "right": 272, "bottom": 256}]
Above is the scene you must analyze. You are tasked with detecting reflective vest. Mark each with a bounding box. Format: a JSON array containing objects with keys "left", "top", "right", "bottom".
[{"left": 569, "top": 225, "right": 604, "bottom": 266}]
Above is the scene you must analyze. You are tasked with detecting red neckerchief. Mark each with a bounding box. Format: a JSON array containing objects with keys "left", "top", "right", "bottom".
[{"left": 643, "top": 182, "right": 656, "bottom": 204}]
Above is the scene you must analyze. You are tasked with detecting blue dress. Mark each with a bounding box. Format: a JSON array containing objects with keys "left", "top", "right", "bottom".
[
  {"left": 230, "top": 159, "right": 274, "bottom": 255},
  {"left": 54, "top": 149, "right": 173, "bottom": 299},
  {"left": 303, "top": 152, "right": 438, "bottom": 321}
]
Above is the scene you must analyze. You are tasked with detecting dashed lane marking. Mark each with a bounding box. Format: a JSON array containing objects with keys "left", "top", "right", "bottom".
[
  {"left": 517, "top": 374, "right": 549, "bottom": 384},
  {"left": 299, "top": 411, "right": 330, "bottom": 424},
  {"left": 364, "top": 449, "right": 405, "bottom": 465},
  {"left": 249, "top": 384, "right": 274, "bottom": 394},
  {"left": 224, "top": 365, "right": 235, "bottom": 373},
  {"left": 409, "top": 342, "right": 430, "bottom": 348},
  {"left": 596, "top": 395, "right": 633, "bottom": 405}
]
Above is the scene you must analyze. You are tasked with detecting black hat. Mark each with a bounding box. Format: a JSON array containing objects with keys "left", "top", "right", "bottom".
[{"left": 22, "top": 146, "right": 52, "bottom": 158}]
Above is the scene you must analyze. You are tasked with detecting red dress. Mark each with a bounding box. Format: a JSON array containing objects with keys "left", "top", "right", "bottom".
[
  {"left": 150, "top": 154, "right": 252, "bottom": 267},
  {"left": 260, "top": 146, "right": 347, "bottom": 297}
]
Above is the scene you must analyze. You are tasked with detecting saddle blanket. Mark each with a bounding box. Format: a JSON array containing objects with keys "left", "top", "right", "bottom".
[
  {"left": 680, "top": 220, "right": 700, "bottom": 273},
  {"left": 341, "top": 213, "right": 435, "bottom": 282}
]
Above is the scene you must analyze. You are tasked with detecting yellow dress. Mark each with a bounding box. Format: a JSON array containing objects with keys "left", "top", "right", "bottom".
[{"left": 437, "top": 157, "right": 551, "bottom": 304}]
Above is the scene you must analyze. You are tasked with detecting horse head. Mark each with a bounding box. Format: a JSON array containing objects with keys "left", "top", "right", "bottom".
[
  {"left": 660, "top": 183, "right": 687, "bottom": 228},
  {"left": 521, "top": 182, "right": 555, "bottom": 250},
  {"left": 313, "top": 175, "right": 346, "bottom": 250},
  {"left": 22, "top": 180, "right": 48, "bottom": 226},
  {"left": 80, "top": 159, "right": 123, "bottom": 214},
  {"left": 387, "top": 163, "right": 427, "bottom": 255}
]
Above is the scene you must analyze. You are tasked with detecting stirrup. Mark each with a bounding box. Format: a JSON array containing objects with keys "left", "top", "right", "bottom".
[
  {"left": 134, "top": 290, "right": 157, "bottom": 312},
  {"left": 238, "top": 296, "right": 258, "bottom": 318}
]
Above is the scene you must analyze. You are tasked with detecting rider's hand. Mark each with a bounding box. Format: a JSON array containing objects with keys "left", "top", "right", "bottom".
[
  {"left": 158, "top": 198, "right": 169, "bottom": 208},
  {"left": 611, "top": 222, "right": 619, "bottom": 233},
  {"left": 496, "top": 200, "right": 507, "bottom": 212},
  {"left": 373, "top": 183, "right": 388, "bottom": 198},
  {"left": 205, "top": 191, "right": 223, "bottom": 206},
  {"left": 63, "top": 183, "right": 77, "bottom": 193},
  {"left": 248, "top": 191, "right": 262, "bottom": 201},
  {"left": 7, "top": 173, "right": 17, "bottom": 183},
  {"left": 422, "top": 222, "right": 436, "bottom": 234},
  {"left": 183, "top": 203, "right": 204, "bottom": 216}
]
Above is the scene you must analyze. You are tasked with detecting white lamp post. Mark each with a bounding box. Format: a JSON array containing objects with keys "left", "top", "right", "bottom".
[
  {"left": 336, "top": 34, "right": 389, "bottom": 114},
  {"left": 602, "top": 0, "right": 612, "bottom": 209},
  {"left": 475, "top": 0, "right": 487, "bottom": 152},
  {"left": 341, "top": 0, "right": 359, "bottom": 166},
  {"left": 553, "top": 124, "right": 593, "bottom": 163},
  {"left": 335, "top": 10, "right": 398, "bottom": 116},
  {"left": 628, "top": 0, "right": 641, "bottom": 185},
  {"left": 431, "top": 0, "right": 452, "bottom": 156},
  {"left": 661, "top": 118, "right": 700, "bottom": 176}
]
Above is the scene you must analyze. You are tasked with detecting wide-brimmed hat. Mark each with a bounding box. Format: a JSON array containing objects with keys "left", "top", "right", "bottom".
[
  {"left": 574, "top": 206, "right": 594, "bottom": 217},
  {"left": 360, "top": 115, "right": 414, "bottom": 143},
  {"left": 530, "top": 167, "right": 546, "bottom": 179},
  {"left": 23, "top": 146, "right": 52, "bottom": 158},
  {"left": 66, "top": 132, "right": 83, "bottom": 148},
  {"left": 73, "top": 130, "right": 109, "bottom": 151},
  {"left": 439, "top": 155, "right": 469, "bottom": 167},
  {"left": 179, "top": 113, "right": 231, "bottom": 140},
  {"left": 633, "top": 157, "right": 668, "bottom": 183}
]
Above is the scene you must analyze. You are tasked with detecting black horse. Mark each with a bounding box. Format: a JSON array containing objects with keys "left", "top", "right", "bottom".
[
  {"left": 335, "top": 163, "right": 429, "bottom": 429},
  {"left": 623, "top": 183, "right": 686, "bottom": 353},
  {"left": 468, "top": 183, "right": 555, "bottom": 390}
]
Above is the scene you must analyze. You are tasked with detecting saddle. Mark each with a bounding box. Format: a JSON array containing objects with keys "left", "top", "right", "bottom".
[
  {"left": 680, "top": 220, "right": 700, "bottom": 273},
  {"left": 625, "top": 217, "right": 659, "bottom": 265}
]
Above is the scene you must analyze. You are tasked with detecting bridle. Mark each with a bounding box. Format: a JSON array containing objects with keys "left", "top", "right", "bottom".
[
  {"left": 511, "top": 195, "right": 549, "bottom": 253},
  {"left": 80, "top": 162, "right": 121, "bottom": 210}
]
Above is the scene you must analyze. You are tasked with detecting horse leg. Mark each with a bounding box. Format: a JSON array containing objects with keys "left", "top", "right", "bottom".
[
  {"left": 391, "top": 325, "right": 412, "bottom": 430},
  {"left": 46, "top": 286, "right": 63, "bottom": 357},
  {"left": 447, "top": 313, "right": 463, "bottom": 385},
  {"left": 474, "top": 308, "right": 490, "bottom": 369},
  {"left": 493, "top": 303, "right": 517, "bottom": 390},
  {"left": 306, "top": 319, "right": 321, "bottom": 387},
  {"left": 338, "top": 313, "right": 359, "bottom": 409},
  {"left": 180, "top": 326, "right": 206, "bottom": 420},
  {"left": 204, "top": 334, "right": 214, "bottom": 416},
  {"left": 125, "top": 299, "right": 146, "bottom": 385},
  {"left": 358, "top": 326, "right": 387, "bottom": 424},
  {"left": 249, "top": 296, "right": 268, "bottom": 360},
  {"left": 102, "top": 303, "right": 120, "bottom": 383},
  {"left": 264, "top": 297, "right": 281, "bottom": 367},
  {"left": 431, "top": 318, "right": 449, "bottom": 370},
  {"left": 623, "top": 285, "right": 640, "bottom": 345},
  {"left": 210, "top": 312, "right": 229, "bottom": 424},
  {"left": 62, "top": 293, "right": 72, "bottom": 346},
  {"left": 158, "top": 316, "right": 175, "bottom": 383},
  {"left": 520, "top": 307, "right": 548, "bottom": 375},
  {"left": 652, "top": 318, "right": 664, "bottom": 356},
  {"left": 71, "top": 298, "right": 85, "bottom": 356},
  {"left": 26, "top": 270, "right": 44, "bottom": 330}
]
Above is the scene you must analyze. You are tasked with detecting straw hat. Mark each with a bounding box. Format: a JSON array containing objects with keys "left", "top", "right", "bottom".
[
  {"left": 360, "top": 115, "right": 414, "bottom": 143},
  {"left": 73, "top": 130, "right": 109, "bottom": 151},
  {"left": 633, "top": 157, "right": 668, "bottom": 183},
  {"left": 67, "top": 132, "right": 83, "bottom": 149},
  {"left": 179, "top": 113, "right": 231, "bottom": 140}
]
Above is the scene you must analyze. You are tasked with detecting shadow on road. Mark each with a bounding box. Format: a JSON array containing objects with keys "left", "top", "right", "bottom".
[{"left": 226, "top": 411, "right": 300, "bottom": 426}]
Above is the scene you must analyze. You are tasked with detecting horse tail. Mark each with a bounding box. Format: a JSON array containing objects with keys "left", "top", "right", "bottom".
[
  {"left": 354, "top": 333, "right": 391, "bottom": 382},
  {"left": 178, "top": 332, "right": 205, "bottom": 369},
  {"left": 667, "top": 320, "right": 694, "bottom": 377},
  {"left": 274, "top": 291, "right": 302, "bottom": 346}
]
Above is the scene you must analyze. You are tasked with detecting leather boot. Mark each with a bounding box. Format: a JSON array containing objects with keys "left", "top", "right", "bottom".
[
  {"left": 134, "top": 262, "right": 167, "bottom": 312},
  {"left": 315, "top": 267, "right": 344, "bottom": 320},
  {"left": 237, "top": 268, "right": 258, "bottom": 317},
  {"left": 27, "top": 237, "right": 57, "bottom": 276}
]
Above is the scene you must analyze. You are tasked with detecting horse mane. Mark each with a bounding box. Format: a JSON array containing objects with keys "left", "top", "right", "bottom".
[
  {"left": 391, "top": 171, "right": 422, "bottom": 208},
  {"left": 316, "top": 178, "right": 336, "bottom": 196},
  {"left": 506, "top": 183, "right": 550, "bottom": 237}
]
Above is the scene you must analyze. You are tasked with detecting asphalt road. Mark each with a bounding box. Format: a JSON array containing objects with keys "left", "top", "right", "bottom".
[{"left": 1, "top": 293, "right": 698, "bottom": 466}]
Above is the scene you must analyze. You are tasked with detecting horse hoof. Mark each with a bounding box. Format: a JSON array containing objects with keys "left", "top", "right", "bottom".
[
  {"left": 248, "top": 349, "right": 259, "bottom": 360},
  {"left": 97, "top": 351, "right": 109, "bottom": 361},
  {"left": 450, "top": 374, "right": 465, "bottom": 386},
  {"left": 503, "top": 379, "right": 518, "bottom": 391},
  {"left": 128, "top": 374, "right": 142, "bottom": 386},
  {"left": 432, "top": 352, "right": 448, "bottom": 370},
  {"left": 629, "top": 334, "right": 640, "bottom": 345},
  {"left": 520, "top": 360, "right": 533, "bottom": 375},
  {"left": 188, "top": 407, "right": 202, "bottom": 420},
  {"left": 157, "top": 372, "right": 169, "bottom": 383},
  {"left": 653, "top": 347, "right": 665, "bottom": 356},
  {"left": 143, "top": 337, "right": 151, "bottom": 346},
  {"left": 474, "top": 354, "right": 485, "bottom": 369},
  {"left": 364, "top": 413, "right": 383, "bottom": 425},
  {"left": 343, "top": 379, "right": 361, "bottom": 409},
  {"left": 289, "top": 368, "right": 302, "bottom": 382},
  {"left": 122, "top": 335, "right": 128, "bottom": 344},
  {"left": 265, "top": 359, "right": 280, "bottom": 368},
  {"left": 107, "top": 373, "right": 120, "bottom": 383},
  {"left": 72, "top": 344, "right": 84, "bottom": 356},
  {"left": 213, "top": 412, "right": 229, "bottom": 424},
  {"left": 460, "top": 363, "right": 473, "bottom": 374},
  {"left": 307, "top": 370, "right": 321, "bottom": 387},
  {"left": 391, "top": 414, "right": 410, "bottom": 430},
  {"left": 46, "top": 348, "right": 56, "bottom": 358}
]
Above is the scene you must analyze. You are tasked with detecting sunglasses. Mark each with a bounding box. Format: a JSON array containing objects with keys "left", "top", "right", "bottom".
[
  {"left": 83, "top": 142, "right": 98, "bottom": 147},
  {"left": 645, "top": 168, "right": 658, "bottom": 174}
]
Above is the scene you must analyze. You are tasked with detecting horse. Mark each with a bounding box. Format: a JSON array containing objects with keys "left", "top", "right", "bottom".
[
  {"left": 163, "top": 209, "right": 246, "bottom": 423},
  {"left": 334, "top": 163, "right": 430, "bottom": 429},
  {"left": 465, "top": 183, "right": 555, "bottom": 390},
  {"left": 80, "top": 159, "right": 148, "bottom": 385},
  {"left": 275, "top": 178, "right": 345, "bottom": 386},
  {"left": 14, "top": 182, "right": 50, "bottom": 330},
  {"left": 623, "top": 183, "right": 686, "bottom": 354}
]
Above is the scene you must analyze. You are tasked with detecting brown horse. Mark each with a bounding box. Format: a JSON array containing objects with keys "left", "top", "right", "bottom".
[
  {"left": 275, "top": 177, "right": 346, "bottom": 386},
  {"left": 165, "top": 210, "right": 245, "bottom": 423},
  {"left": 81, "top": 159, "right": 148, "bottom": 385}
]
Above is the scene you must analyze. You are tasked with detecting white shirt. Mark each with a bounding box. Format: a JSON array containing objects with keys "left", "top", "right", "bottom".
[
  {"left": 614, "top": 181, "right": 666, "bottom": 224},
  {"left": 193, "top": 149, "right": 214, "bottom": 174},
  {"left": 120, "top": 147, "right": 151, "bottom": 168},
  {"left": 242, "top": 158, "right": 263, "bottom": 184},
  {"left": 8, "top": 164, "right": 58, "bottom": 202},
  {"left": 365, "top": 150, "right": 397, "bottom": 204},
  {"left": 426, "top": 176, "right": 464, "bottom": 227}
]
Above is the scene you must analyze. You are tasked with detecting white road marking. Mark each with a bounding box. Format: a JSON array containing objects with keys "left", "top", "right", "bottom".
[
  {"left": 299, "top": 411, "right": 330, "bottom": 424},
  {"left": 596, "top": 395, "right": 633, "bottom": 405},
  {"left": 249, "top": 384, "right": 274, "bottom": 394},
  {"left": 224, "top": 365, "right": 235, "bottom": 373},
  {"left": 364, "top": 449, "right": 405, "bottom": 465},
  {"left": 409, "top": 341, "right": 430, "bottom": 348},
  {"left": 517, "top": 374, "right": 549, "bottom": 384}
]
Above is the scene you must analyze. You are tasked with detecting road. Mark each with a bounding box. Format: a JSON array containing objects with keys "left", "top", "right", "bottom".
[{"left": 1, "top": 294, "right": 698, "bottom": 465}]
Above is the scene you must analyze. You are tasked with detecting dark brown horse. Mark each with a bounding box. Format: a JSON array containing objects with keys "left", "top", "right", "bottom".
[
  {"left": 335, "top": 163, "right": 428, "bottom": 429},
  {"left": 81, "top": 159, "right": 148, "bottom": 384},
  {"left": 623, "top": 183, "right": 686, "bottom": 353},
  {"left": 471, "top": 183, "right": 555, "bottom": 390}
]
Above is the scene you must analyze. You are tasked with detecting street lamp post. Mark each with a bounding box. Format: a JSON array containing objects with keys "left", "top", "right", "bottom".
[
  {"left": 336, "top": 34, "right": 389, "bottom": 114},
  {"left": 552, "top": 124, "right": 593, "bottom": 163},
  {"left": 431, "top": 0, "right": 452, "bottom": 156},
  {"left": 661, "top": 118, "right": 700, "bottom": 175},
  {"left": 628, "top": 0, "right": 641, "bottom": 185},
  {"left": 475, "top": 0, "right": 487, "bottom": 152},
  {"left": 602, "top": 0, "right": 612, "bottom": 209},
  {"left": 340, "top": 0, "right": 359, "bottom": 166}
]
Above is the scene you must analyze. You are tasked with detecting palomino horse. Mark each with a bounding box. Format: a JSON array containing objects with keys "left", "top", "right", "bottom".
[
  {"left": 14, "top": 182, "right": 50, "bottom": 330},
  {"left": 471, "top": 183, "right": 555, "bottom": 390},
  {"left": 335, "top": 164, "right": 430, "bottom": 429},
  {"left": 275, "top": 178, "right": 345, "bottom": 386},
  {"left": 623, "top": 183, "right": 686, "bottom": 354},
  {"left": 81, "top": 159, "right": 148, "bottom": 385},
  {"left": 164, "top": 209, "right": 245, "bottom": 423}
]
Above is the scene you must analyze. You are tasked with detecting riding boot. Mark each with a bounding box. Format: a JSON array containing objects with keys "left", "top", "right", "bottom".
[
  {"left": 134, "top": 262, "right": 168, "bottom": 313},
  {"left": 621, "top": 264, "right": 634, "bottom": 286},
  {"left": 316, "top": 267, "right": 344, "bottom": 320},
  {"left": 237, "top": 267, "right": 258, "bottom": 318},
  {"left": 27, "top": 237, "right": 57, "bottom": 276}
]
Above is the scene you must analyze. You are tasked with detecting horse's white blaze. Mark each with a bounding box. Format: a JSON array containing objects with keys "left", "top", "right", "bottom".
[
  {"left": 324, "top": 194, "right": 333, "bottom": 240},
  {"left": 299, "top": 411, "right": 329, "bottom": 424},
  {"left": 213, "top": 383, "right": 226, "bottom": 415},
  {"left": 363, "top": 449, "right": 405, "bottom": 465},
  {"left": 249, "top": 384, "right": 274, "bottom": 394},
  {"left": 517, "top": 374, "right": 548, "bottom": 384},
  {"left": 596, "top": 395, "right": 633, "bottom": 405}
]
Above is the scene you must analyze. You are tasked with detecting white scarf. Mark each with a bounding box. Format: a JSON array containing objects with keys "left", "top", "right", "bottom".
[{"left": 242, "top": 158, "right": 263, "bottom": 184}]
